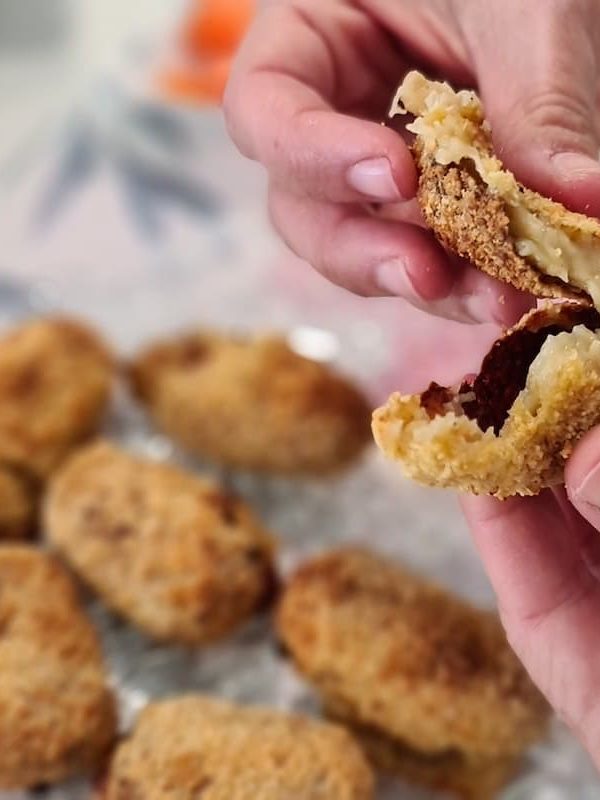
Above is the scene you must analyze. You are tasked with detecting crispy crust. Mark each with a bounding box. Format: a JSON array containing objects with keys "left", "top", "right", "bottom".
[
  {"left": 397, "top": 71, "right": 600, "bottom": 304},
  {"left": 0, "top": 318, "right": 114, "bottom": 480},
  {"left": 129, "top": 331, "right": 371, "bottom": 475},
  {"left": 373, "top": 303, "right": 600, "bottom": 498},
  {"left": 45, "top": 441, "right": 277, "bottom": 645},
  {"left": 97, "top": 696, "right": 375, "bottom": 800},
  {"left": 0, "top": 547, "right": 117, "bottom": 788},
  {"left": 416, "top": 150, "right": 582, "bottom": 301},
  {"left": 277, "top": 549, "right": 549, "bottom": 760},
  {"left": 0, "top": 469, "right": 34, "bottom": 540},
  {"left": 327, "top": 712, "right": 518, "bottom": 800}
]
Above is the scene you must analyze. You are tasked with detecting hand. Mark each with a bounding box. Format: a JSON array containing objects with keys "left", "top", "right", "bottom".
[
  {"left": 462, "top": 427, "right": 600, "bottom": 768},
  {"left": 225, "top": 0, "right": 600, "bottom": 325}
]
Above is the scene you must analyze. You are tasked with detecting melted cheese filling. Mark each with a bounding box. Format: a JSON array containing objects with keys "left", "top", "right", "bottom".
[{"left": 394, "top": 71, "right": 600, "bottom": 306}]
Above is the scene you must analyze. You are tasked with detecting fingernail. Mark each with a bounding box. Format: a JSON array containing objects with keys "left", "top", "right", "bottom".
[
  {"left": 550, "top": 151, "right": 600, "bottom": 180},
  {"left": 457, "top": 291, "right": 517, "bottom": 326},
  {"left": 572, "top": 460, "right": 600, "bottom": 510},
  {"left": 347, "top": 158, "right": 402, "bottom": 201},
  {"left": 375, "top": 259, "right": 421, "bottom": 299},
  {"left": 375, "top": 260, "right": 484, "bottom": 324}
]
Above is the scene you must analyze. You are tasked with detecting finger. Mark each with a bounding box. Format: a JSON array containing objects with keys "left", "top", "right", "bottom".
[
  {"left": 269, "top": 187, "right": 533, "bottom": 325},
  {"left": 463, "top": 1, "right": 600, "bottom": 215},
  {"left": 461, "top": 491, "right": 600, "bottom": 752},
  {"left": 461, "top": 492, "right": 596, "bottom": 626},
  {"left": 565, "top": 426, "right": 600, "bottom": 533},
  {"left": 224, "top": 1, "right": 417, "bottom": 204}
]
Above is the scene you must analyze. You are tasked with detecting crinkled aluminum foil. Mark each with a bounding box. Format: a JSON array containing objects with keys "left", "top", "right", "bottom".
[{"left": 0, "top": 108, "right": 597, "bottom": 800}]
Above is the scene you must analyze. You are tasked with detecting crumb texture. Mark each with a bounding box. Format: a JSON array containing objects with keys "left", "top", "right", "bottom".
[
  {"left": 398, "top": 70, "right": 600, "bottom": 306},
  {"left": 98, "top": 695, "right": 375, "bottom": 800},
  {"left": 0, "top": 318, "right": 113, "bottom": 479},
  {"left": 373, "top": 318, "right": 600, "bottom": 498},
  {"left": 129, "top": 331, "right": 371, "bottom": 474},
  {"left": 277, "top": 549, "right": 549, "bottom": 762},
  {"left": 45, "top": 441, "right": 277, "bottom": 644},
  {"left": 0, "top": 547, "right": 116, "bottom": 789}
]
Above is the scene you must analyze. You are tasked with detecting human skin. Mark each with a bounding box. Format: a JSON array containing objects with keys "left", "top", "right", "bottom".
[{"left": 226, "top": 0, "right": 600, "bottom": 768}]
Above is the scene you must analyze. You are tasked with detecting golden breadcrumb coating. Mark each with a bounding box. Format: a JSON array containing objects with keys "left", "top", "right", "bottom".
[
  {"left": 0, "top": 468, "right": 34, "bottom": 540},
  {"left": 0, "top": 318, "right": 113, "bottom": 480},
  {"left": 373, "top": 304, "right": 600, "bottom": 498},
  {"left": 394, "top": 71, "right": 600, "bottom": 307},
  {"left": 329, "top": 714, "right": 518, "bottom": 800},
  {"left": 45, "top": 441, "right": 277, "bottom": 645},
  {"left": 0, "top": 546, "right": 117, "bottom": 789},
  {"left": 277, "top": 549, "right": 549, "bottom": 762},
  {"left": 129, "top": 330, "right": 371, "bottom": 475},
  {"left": 97, "top": 695, "right": 375, "bottom": 800},
  {"left": 416, "top": 153, "right": 578, "bottom": 300}
]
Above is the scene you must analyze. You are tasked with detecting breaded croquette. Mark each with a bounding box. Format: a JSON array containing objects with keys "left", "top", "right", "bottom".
[
  {"left": 0, "top": 318, "right": 113, "bottom": 480},
  {"left": 326, "top": 713, "right": 518, "bottom": 800},
  {"left": 45, "top": 441, "right": 277, "bottom": 644},
  {"left": 98, "top": 695, "right": 375, "bottom": 800},
  {"left": 0, "top": 546, "right": 117, "bottom": 789},
  {"left": 277, "top": 549, "right": 549, "bottom": 798},
  {"left": 0, "top": 468, "right": 34, "bottom": 539},
  {"left": 129, "top": 330, "right": 371, "bottom": 475},
  {"left": 372, "top": 302, "right": 600, "bottom": 498},
  {"left": 393, "top": 71, "right": 600, "bottom": 308}
]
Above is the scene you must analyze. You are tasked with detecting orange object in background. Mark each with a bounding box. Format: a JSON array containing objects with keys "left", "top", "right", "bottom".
[
  {"left": 157, "top": 55, "right": 232, "bottom": 105},
  {"left": 156, "top": 0, "right": 255, "bottom": 106},
  {"left": 181, "top": 0, "right": 256, "bottom": 57}
]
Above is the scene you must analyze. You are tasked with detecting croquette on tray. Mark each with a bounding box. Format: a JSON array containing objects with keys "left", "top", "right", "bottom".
[
  {"left": 0, "top": 547, "right": 117, "bottom": 789},
  {"left": 45, "top": 441, "right": 277, "bottom": 644},
  {"left": 129, "top": 330, "right": 371, "bottom": 475},
  {"left": 395, "top": 70, "right": 600, "bottom": 307},
  {"left": 0, "top": 318, "right": 113, "bottom": 480},
  {"left": 97, "top": 695, "right": 375, "bottom": 800},
  {"left": 277, "top": 549, "right": 549, "bottom": 799}
]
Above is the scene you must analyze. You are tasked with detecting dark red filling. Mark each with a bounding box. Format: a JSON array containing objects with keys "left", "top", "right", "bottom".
[{"left": 423, "top": 304, "right": 600, "bottom": 435}]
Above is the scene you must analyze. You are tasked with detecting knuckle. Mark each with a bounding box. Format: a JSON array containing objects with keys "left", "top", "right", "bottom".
[
  {"left": 499, "top": 87, "right": 594, "bottom": 154},
  {"left": 523, "top": 88, "right": 590, "bottom": 132}
]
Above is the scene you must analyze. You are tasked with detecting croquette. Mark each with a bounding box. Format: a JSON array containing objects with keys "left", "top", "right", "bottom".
[
  {"left": 97, "top": 695, "right": 375, "bottom": 800},
  {"left": 394, "top": 70, "right": 600, "bottom": 307},
  {"left": 0, "top": 468, "right": 34, "bottom": 539},
  {"left": 277, "top": 549, "right": 549, "bottom": 797},
  {"left": 329, "top": 715, "right": 518, "bottom": 800},
  {"left": 45, "top": 441, "right": 277, "bottom": 644},
  {"left": 129, "top": 330, "right": 371, "bottom": 475},
  {"left": 0, "top": 546, "right": 117, "bottom": 789},
  {"left": 372, "top": 302, "right": 600, "bottom": 498},
  {"left": 0, "top": 318, "right": 113, "bottom": 480}
]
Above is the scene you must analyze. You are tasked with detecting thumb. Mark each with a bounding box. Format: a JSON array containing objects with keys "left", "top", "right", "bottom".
[{"left": 462, "top": 1, "right": 600, "bottom": 216}]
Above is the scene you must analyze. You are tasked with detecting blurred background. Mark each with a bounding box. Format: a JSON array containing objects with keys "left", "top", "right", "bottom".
[{"left": 0, "top": 2, "right": 598, "bottom": 798}]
